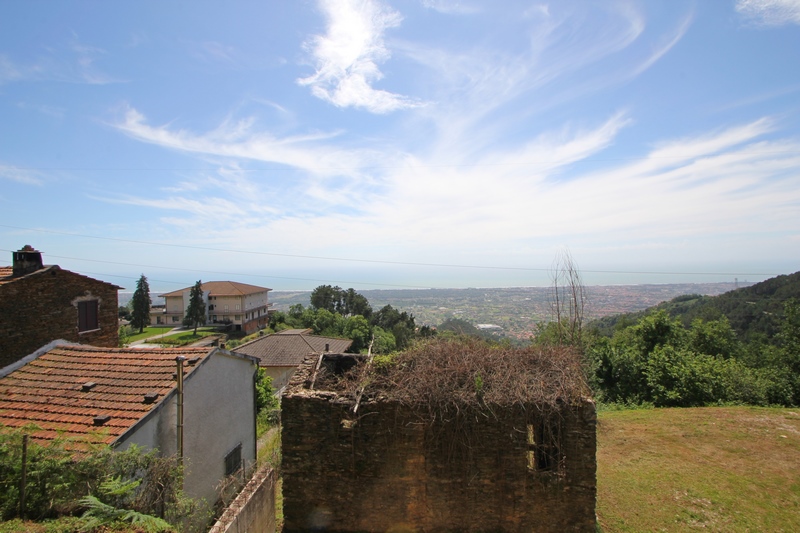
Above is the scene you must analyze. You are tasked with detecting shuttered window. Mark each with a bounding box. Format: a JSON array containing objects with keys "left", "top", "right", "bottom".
[
  {"left": 224, "top": 443, "right": 242, "bottom": 476},
  {"left": 78, "top": 300, "right": 99, "bottom": 332}
]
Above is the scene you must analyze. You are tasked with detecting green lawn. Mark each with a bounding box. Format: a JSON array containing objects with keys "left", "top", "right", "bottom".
[
  {"left": 125, "top": 326, "right": 173, "bottom": 343},
  {"left": 156, "top": 328, "right": 221, "bottom": 346},
  {"left": 597, "top": 406, "right": 800, "bottom": 532}
]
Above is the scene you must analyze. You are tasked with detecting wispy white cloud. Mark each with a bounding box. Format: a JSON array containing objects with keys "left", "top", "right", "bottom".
[
  {"left": 736, "top": 0, "right": 800, "bottom": 26},
  {"left": 16, "top": 101, "right": 65, "bottom": 119},
  {"left": 0, "top": 54, "right": 23, "bottom": 84},
  {"left": 189, "top": 40, "right": 238, "bottom": 64},
  {"left": 298, "top": 0, "right": 422, "bottom": 113},
  {"left": 420, "top": 0, "right": 479, "bottom": 15},
  {"left": 0, "top": 38, "right": 122, "bottom": 85},
  {"left": 113, "top": 106, "right": 389, "bottom": 179},
  {"left": 0, "top": 164, "right": 43, "bottom": 186},
  {"left": 628, "top": 9, "right": 693, "bottom": 78}
]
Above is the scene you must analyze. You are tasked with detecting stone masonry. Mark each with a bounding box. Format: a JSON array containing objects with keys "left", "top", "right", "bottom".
[
  {"left": 282, "top": 355, "right": 597, "bottom": 533},
  {"left": 0, "top": 260, "right": 120, "bottom": 369}
]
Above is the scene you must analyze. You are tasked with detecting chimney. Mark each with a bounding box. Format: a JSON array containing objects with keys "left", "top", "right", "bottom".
[{"left": 13, "top": 245, "right": 44, "bottom": 276}]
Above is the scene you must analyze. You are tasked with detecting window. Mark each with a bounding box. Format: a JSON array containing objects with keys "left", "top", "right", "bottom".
[
  {"left": 78, "top": 300, "right": 99, "bottom": 332},
  {"left": 224, "top": 443, "right": 242, "bottom": 476},
  {"left": 224, "top": 305, "right": 229, "bottom": 311},
  {"left": 235, "top": 304, "right": 240, "bottom": 310},
  {"left": 235, "top": 315, "right": 241, "bottom": 321},
  {"left": 172, "top": 316, "right": 179, "bottom": 323},
  {"left": 527, "top": 420, "right": 562, "bottom": 473}
]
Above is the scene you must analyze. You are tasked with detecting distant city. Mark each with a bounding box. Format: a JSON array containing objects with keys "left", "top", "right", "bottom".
[{"left": 122, "top": 281, "right": 749, "bottom": 342}]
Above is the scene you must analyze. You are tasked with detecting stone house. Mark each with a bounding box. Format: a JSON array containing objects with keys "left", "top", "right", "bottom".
[
  {"left": 281, "top": 339, "right": 597, "bottom": 532},
  {"left": 232, "top": 328, "right": 352, "bottom": 391},
  {"left": 0, "top": 246, "right": 121, "bottom": 369},
  {"left": 0, "top": 342, "right": 259, "bottom": 505},
  {"left": 154, "top": 281, "right": 271, "bottom": 334}
]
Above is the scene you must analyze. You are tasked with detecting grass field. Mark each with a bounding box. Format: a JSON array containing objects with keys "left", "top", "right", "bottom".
[
  {"left": 597, "top": 406, "right": 800, "bottom": 532},
  {"left": 124, "top": 326, "right": 173, "bottom": 343},
  {"left": 157, "top": 328, "right": 220, "bottom": 346}
]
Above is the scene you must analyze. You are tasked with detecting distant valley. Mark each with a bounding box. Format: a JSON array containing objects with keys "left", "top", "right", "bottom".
[{"left": 268, "top": 282, "right": 750, "bottom": 341}]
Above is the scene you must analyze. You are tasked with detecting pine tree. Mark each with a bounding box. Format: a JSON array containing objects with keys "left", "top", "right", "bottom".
[
  {"left": 130, "top": 274, "right": 151, "bottom": 334},
  {"left": 183, "top": 280, "right": 206, "bottom": 334}
]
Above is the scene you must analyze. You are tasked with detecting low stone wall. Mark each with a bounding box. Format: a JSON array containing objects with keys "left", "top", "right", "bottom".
[
  {"left": 209, "top": 465, "right": 277, "bottom": 533},
  {"left": 282, "top": 386, "right": 596, "bottom": 532}
]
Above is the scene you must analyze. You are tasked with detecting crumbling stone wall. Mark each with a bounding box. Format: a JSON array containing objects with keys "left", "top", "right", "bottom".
[
  {"left": 0, "top": 267, "right": 119, "bottom": 368},
  {"left": 282, "top": 358, "right": 597, "bottom": 533}
]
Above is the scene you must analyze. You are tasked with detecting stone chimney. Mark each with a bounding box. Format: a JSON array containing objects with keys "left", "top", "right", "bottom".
[{"left": 12, "top": 245, "right": 44, "bottom": 276}]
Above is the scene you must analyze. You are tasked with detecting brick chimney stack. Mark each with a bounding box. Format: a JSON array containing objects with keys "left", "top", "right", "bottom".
[{"left": 12, "top": 245, "right": 44, "bottom": 276}]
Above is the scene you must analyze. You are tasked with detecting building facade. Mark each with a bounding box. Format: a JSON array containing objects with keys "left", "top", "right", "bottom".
[
  {"left": 0, "top": 342, "right": 258, "bottom": 505},
  {"left": 154, "top": 281, "right": 271, "bottom": 334},
  {"left": 0, "top": 246, "right": 121, "bottom": 369}
]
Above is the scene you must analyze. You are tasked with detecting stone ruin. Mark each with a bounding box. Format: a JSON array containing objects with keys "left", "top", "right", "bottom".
[{"left": 281, "top": 338, "right": 597, "bottom": 532}]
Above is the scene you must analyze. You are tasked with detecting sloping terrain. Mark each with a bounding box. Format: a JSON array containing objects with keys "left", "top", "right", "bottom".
[{"left": 597, "top": 407, "right": 800, "bottom": 532}]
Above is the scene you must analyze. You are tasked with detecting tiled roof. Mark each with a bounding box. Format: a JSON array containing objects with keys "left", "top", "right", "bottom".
[
  {"left": 0, "top": 265, "right": 123, "bottom": 289},
  {"left": 233, "top": 333, "right": 352, "bottom": 367},
  {"left": 0, "top": 344, "right": 214, "bottom": 446},
  {"left": 161, "top": 281, "right": 271, "bottom": 298}
]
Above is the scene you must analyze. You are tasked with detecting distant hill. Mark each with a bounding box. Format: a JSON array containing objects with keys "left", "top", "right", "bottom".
[{"left": 590, "top": 271, "right": 800, "bottom": 342}]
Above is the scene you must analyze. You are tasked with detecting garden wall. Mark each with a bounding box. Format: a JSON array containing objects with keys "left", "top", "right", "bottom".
[{"left": 209, "top": 465, "right": 277, "bottom": 533}]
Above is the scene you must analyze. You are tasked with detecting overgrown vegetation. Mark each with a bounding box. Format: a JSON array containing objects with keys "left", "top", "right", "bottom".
[
  {"left": 255, "top": 368, "right": 280, "bottom": 436},
  {"left": 584, "top": 298, "right": 800, "bottom": 407},
  {"left": 314, "top": 337, "right": 590, "bottom": 417},
  {"left": 0, "top": 428, "right": 207, "bottom": 531}
]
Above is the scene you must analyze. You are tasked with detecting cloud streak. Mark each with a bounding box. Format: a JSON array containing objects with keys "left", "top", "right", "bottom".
[
  {"left": 298, "top": 0, "right": 423, "bottom": 113},
  {"left": 736, "top": 0, "right": 800, "bottom": 26},
  {"left": 0, "top": 164, "right": 43, "bottom": 186}
]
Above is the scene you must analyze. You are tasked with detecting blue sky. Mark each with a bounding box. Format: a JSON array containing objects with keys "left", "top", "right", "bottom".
[{"left": 1, "top": 0, "right": 799, "bottom": 292}]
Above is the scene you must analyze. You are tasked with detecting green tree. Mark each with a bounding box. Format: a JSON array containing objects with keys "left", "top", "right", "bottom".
[
  {"left": 371, "top": 326, "right": 396, "bottom": 354},
  {"left": 342, "top": 288, "right": 372, "bottom": 318},
  {"left": 130, "top": 274, "right": 151, "bottom": 333},
  {"left": 372, "top": 305, "right": 416, "bottom": 350},
  {"left": 183, "top": 280, "right": 206, "bottom": 334},
  {"left": 776, "top": 298, "right": 800, "bottom": 403},
  {"left": 310, "top": 285, "right": 341, "bottom": 313},
  {"left": 343, "top": 315, "right": 371, "bottom": 353},
  {"left": 688, "top": 317, "right": 741, "bottom": 359},
  {"left": 118, "top": 306, "right": 132, "bottom": 321},
  {"left": 255, "top": 368, "right": 279, "bottom": 412}
]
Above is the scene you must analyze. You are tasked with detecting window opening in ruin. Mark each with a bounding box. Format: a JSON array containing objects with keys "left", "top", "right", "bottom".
[
  {"left": 78, "top": 300, "right": 99, "bottom": 332},
  {"left": 526, "top": 424, "right": 535, "bottom": 470},
  {"left": 527, "top": 419, "right": 562, "bottom": 472},
  {"left": 224, "top": 442, "right": 242, "bottom": 476}
]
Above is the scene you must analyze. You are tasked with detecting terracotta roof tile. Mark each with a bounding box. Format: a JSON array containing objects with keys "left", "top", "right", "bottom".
[
  {"left": 160, "top": 280, "right": 271, "bottom": 298},
  {"left": 0, "top": 344, "right": 214, "bottom": 447},
  {"left": 233, "top": 333, "right": 352, "bottom": 367}
]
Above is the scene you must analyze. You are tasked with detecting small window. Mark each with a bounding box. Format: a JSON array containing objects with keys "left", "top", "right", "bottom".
[
  {"left": 235, "top": 315, "right": 241, "bottom": 321},
  {"left": 172, "top": 316, "right": 179, "bottom": 323},
  {"left": 235, "top": 304, "right": 240, "bottom": 310},
  {"left": 527, "top": 419, "right": 562, "bottom": 472},
  {"left": 224, "top": 443, "right": 242, "bottom": 476},
  {"left": 78, "top": 300, "right": 99, "bottom": 332}
]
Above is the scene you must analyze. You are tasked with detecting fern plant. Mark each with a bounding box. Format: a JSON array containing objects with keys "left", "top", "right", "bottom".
[{"left": 79, "top": 476, "right": 173, "bottom": 533}]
